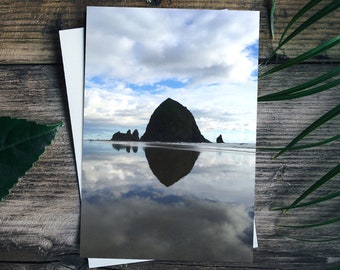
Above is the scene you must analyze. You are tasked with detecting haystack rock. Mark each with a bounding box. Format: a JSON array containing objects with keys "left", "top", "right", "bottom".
[{"left": 140, "top": 98, "right": 210, "bottom": 143}]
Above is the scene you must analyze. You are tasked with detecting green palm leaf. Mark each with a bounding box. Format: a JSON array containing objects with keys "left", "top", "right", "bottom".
[
  {"left": 265, "top": 0, "right": 340, "bottom": 247},
  {"left": 286, "top": 164, "right": 340, "bottom": 209},
  {"left": 286, "top": 236, "right": 340, "bottom": 242},
  {"left": 258, "top": 134, "right": 340, "bottom": 152},
  {"left": 277, "top": 0, "right": 340, "bottom": 52},
  {"left": 280, "top": 216, "right": 340, "bottom": 229},
  {"left": 272, "top": 190, "right": 340, "bottom": 211},
  {"left": 260, "top": 78, "right": 340, "bottom": 101},
  {"left": 274, "top": 104, "right": 340, "bottom": 158},
  {"left": 269, "top": 0, "right": 277, "bottom": 39},
  {"left": 279, "top": 0, "right": 323, "bottom": 44},
  {"left": 260, "top": 35, "right": 340, "bottom": 79},
  {"left": 258, "top": 65, "right": 340, "bottom": 101}
]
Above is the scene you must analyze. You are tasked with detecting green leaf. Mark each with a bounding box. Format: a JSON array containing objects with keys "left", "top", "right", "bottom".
[
  {"left": 0, "top": 117, "right": 62, "bottom": 201},
  {"left": 277, "top": 0, "right": 340, "bottom": 52},
  {"left": 258, "top": 65, "right": 340, "bottom": 101},
  {"left": 272, "top": 190, "right": 340, "bottom": 211},
  {"left": 260, "top": 35, "right": 340, "bottom": 78},
  {"left": 286, "top": 236, "right": 340, "bottom": 242},
  {"left": 278, "top": 0, "right": 323, "bottom": 44},
  {"left": 269, "top": 0, "right": 277, "bottom": 39},
  {"left": 286, "top": 164, "right": 340, "bottom": 209},
  {"left": 274, "top": 104, "right": 340, "bottom": 158},
  {"left": 327, "top": 265, "right": 340, "bottom": 270},
  {"left": 260, "top": 78, "right": 340, "bottom": 101},
  {"left": 280, "top": 216, "right": 340, "bottom": 229},
  {"left": 258, "top": 134, "right": 340, "bottom": 152}
]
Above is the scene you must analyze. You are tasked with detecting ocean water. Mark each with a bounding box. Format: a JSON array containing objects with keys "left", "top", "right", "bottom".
[{"left": 80, "top": 140, "right": 255, "bottom": 262}]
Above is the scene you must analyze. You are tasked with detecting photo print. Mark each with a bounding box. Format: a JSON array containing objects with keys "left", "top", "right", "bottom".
[{"left": 81, "top": 6, "right": 259, "bottom": 262}]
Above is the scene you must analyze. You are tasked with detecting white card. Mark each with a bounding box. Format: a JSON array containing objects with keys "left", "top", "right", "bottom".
[{"left": 60, "top": 28, "right": 151, "bottom": 268}]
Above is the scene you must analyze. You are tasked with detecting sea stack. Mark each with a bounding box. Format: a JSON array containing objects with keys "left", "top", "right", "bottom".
[
  {"left": 140, "top": 98, "right": 210, "bottom": 143},
  {"left": 111, "top": 129, "right": 139, "bottom": 141},
  {"left": 216, "top": 134, "right": 224, "bottom": 143}
]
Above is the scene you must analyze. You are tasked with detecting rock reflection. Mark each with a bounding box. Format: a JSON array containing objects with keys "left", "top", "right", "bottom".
[
  {"left": 112, "top": 144, "right": 138, "bottom": 153},
  {"left": 111, "top": 143, "right": 200, "bottom": 187},
  {"left": 144, "top": 146, "right": 200, "bottom": 187}
]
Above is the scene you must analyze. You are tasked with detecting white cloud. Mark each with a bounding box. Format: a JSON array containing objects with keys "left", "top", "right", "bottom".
[
  {"left": 84, "top": 79, "right": 257, "bottom": 142},
  {"left": 84, "top": 7, "right": 259, "bottom": 142},
  {"left": 81, "top": 196, "right": 253, "bottom": 261},
  {"left": 85, "top": 7, "right": 259, "bottom": 85}
]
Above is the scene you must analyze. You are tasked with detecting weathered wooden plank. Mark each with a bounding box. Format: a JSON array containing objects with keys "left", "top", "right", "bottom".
[
  {"left": 254, "top": 64, "right": 340, "bottom": 270},
  {"left": 0, "top": 64, "right": 339, "bottom": 269},
  {"left": 0, "top": 0, "right": 339, "bottom": 64},
  {"left": 0, "top": 65, "right": 83, "bottom": 268}
]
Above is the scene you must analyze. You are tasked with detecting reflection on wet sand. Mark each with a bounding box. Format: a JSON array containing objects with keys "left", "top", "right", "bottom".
[
  {"left": 81, "top": 141, "right": 255, "bottom": 261},
  {"left": 144, "top": 147, "right": 199, "bottom": 187},
  {"left": 111, "top": 143, "right": 200, "bottom": 187},
  {"left": 112, "top": 143, "right": 138, "bottom": 153}
]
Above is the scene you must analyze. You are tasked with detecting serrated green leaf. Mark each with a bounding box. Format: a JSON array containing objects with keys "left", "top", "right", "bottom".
[{"left": 0, "top": 117, "right": 62, "bottom": 201}]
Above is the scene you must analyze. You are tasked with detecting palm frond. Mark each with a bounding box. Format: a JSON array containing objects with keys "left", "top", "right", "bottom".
[
  {"left": 277, "top": 0, "right": 340, "bottom": 52},
  {"left": 279, "top": 0, "right": 323, "bottom": 44},
  {"left": 280, "top": 216, "right": 340, "bottom": 229},
  {"left": 269, "top": 0, "right": 277, "bottom": 39},
  {"left": 274, "top": 104, "right": 340, "bottom": 158},
  {"left": 286, "top": 236, "right": 340, "bottom": 242},
  {"left": 271, "top": 190, "right": 340, "bottom": 211},
  {"left": 260, "top": 35, "right": 340, "bottom": 79},
  {"left": 258, "top": 65, "right": 340, "bottom": 101},
  {"left": 257, "top": 134, "right": 340, "bottom": 152},
  {"left": 260, "top": 78, "right": 340, "bottom": 101},
  {"left": 285, "top": 164, "right": 340, "bottom": 210}
]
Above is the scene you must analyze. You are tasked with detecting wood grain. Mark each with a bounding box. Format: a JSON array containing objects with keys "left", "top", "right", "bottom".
[
  {"left": 0, "top": 66, "right": 83, "bottom": 268},
  {"left": 0, "top": 0, "right": 339, "bottom": 64},
  {"left": 0, "top": 64, "right": 339, "bottom": 269},
  {"left": 0, "top": 0, "right": 339, "bottom": 269}
]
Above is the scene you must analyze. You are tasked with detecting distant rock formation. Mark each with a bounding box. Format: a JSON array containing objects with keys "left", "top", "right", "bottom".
[
  {"left": 216, "top": 134, "right": 224, "bottom": 143},
  {"left": 140, "top": 98, "right": 210, "bottom": 143},
  {"left": 111, "top": 129, "right": 139, "bottom": 141}
]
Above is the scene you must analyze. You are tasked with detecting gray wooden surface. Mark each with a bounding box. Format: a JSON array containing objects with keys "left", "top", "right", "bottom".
[{"left": 0, "top": 0, "right": 339, "bottom": 269}]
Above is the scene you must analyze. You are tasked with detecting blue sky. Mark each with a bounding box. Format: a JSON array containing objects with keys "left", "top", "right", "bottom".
[{"left": 84, "top": 7, "right": 259, "bottom": 143}]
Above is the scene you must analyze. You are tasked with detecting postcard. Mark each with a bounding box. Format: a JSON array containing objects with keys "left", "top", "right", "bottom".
[
  {"left": 60, "top": 24, "right": 259, "bottom": 267},
  {"left": 81, "top": 6, "right": 259, "bottom": 262},
  {"left": 71, "top": 4, "right": 258, "bottom": 261}
]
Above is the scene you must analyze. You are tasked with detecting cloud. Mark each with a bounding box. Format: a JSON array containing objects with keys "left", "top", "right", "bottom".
[
  {"left": 82, "top": 141, "right": 255, "bottom": 205},
  {"left": 81, "top": 195, "right": 253, "bottom": 261},
  {"left": 83, "top": 80, "right": 258, "bottom": 142},
  {"left": 86, "top": 7, "right": 259, "bottom": 85},
  {"left": 80, "top": 140, "right": 255, "bottom": 261},
  {"left": 84, "top": 7, "right": 259, "bottom": 143}
]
